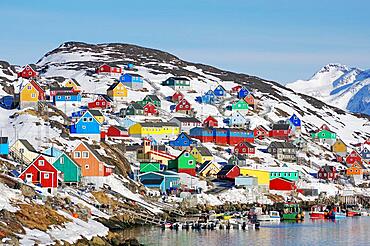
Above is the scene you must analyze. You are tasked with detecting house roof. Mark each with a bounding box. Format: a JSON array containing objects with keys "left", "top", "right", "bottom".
[
  {"left": 98, "top": 94, "right": 113, "bottom": 102},
  {"left": 66, "top": 78, "right": 81, "bottom": 86},
  {"left": 89, "top": 110, "right": 103, "bottom": 117},
  {"left": 55, "top": 91, "right": 80, "bottom": 96},
  {"left": 82, "top": 142, "right": 106, "bottom": 163},
  {"left": 111, "top": 125, "right": 127, "bottom": 131},
  {"left": 107, "top": 82, "right": 122, "bottom": 91},
  {"left": 50, "top": 86, "right": 73, "bottom": 91},
  {"left": 140, "top": 178, "right": 163, "bottom": 185},
  {"left": 218, "top": 165, "right": 237, "bottom": 175},
  {"left": 230, "top": 154, "right": 247, "bottom": 161},
  {"left": 129, "top": 102, "right": 144, "bottom": 110},
  {"left": 272, "top": 124, "right": 290, "bottom": 130},
  {"left": 167, "top": 77, "right": 190, "bottom": 81},
  {"left": 145, "top": 95, "right": 160, "bottom": 101},
  {"left": 124, "top": 73, "right": 143, "bottom": 78},
  {"left": 321, "top": 165, "right": 336, "bottom": 173},
  {"left": 269, "top": 141, "right": 296, "bottom": 149},
  {"left": 195, "top": 146, "right": 212, "bottom": 156},
  {"left": 239, "top": 142, "right": 255, "bottom": 148},
  {"left": 18, "top": 139, "right": 37, "bottom": 152},
  {"left": 198, "top": 160, "right": 212, "bottom": 173},
  {"left": 0, "top": 137, "right": 8, "bottom": 144},
  {"left": 171, "top": 117, "right": 201, "bottom": 123},
  {"left": 140, "top": 122, "right": 178, "bottom": 128},
  {"left": 139, "top": 171, "right": 179, "bottom": 178}
]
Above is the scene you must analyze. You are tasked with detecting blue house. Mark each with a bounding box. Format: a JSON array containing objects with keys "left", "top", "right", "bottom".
[
  {"left": 43, "top": 146, "right": 64, "bottom": 159},
  {"left": 169, "top": 132, "right": 194, "bottom": 149},
  {"left": 201, "top": 90, "right": 217, "bottom": 104},
  {"left": 0, "top": 96, "right": 16, "bottom": 109},
  {"left": 0, "top": 137, "right": 9, "bottom": 155},
  {"left": 70, "top": 110, "right": 101, "bottom": 135},
  {"left": 119, "top": 73, "right": 144, "bottom": 89},
  {"left": 53, "top": 92, "right": 82, "bottom": 105},
  {"left": 214, "top": 85, "right": 226, "bottom": 97},
  {"left": 138, "top": 171, "right": 180, "bottom": 193},
  {"left": 360, "top": 147, "right": 370, "bottom": 160},
  {"left": 289, "top": 114, "right": 301, "bottom": 128},
  {"left": 238, "top": 87, "right": 250, "bottom": 99}
]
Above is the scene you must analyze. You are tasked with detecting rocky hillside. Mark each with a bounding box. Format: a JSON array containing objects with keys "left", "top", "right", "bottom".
[{"left": 287, "top": 63, "right": 370, "bottom": 116}]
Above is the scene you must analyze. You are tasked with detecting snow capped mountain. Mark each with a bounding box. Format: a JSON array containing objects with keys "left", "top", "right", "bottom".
[{"left": 287, "top": 63, "right": 370, "bottom": 116}]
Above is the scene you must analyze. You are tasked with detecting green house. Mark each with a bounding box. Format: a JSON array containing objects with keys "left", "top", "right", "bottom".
[
  {"left": 125, "top": 103, "right": 144, "bottom": 116},
  {"left": 265, "top": 167, "right": 299, "bottom": 181},
  {"left": 311, "top": 129, "right": 336, "bottom": 140},
  {"left": 53, "top": 152, "right": 81, "bottom": 183},
  {"left": 168, "top": 150, "right": 196, "bottom": 175},
  {"left": 162, "top": 77, "right": 190, "bottom": 91},
  {"left": 138, "top": 95, "right": 161, "bottom": 107},
  {"left": 140, "top": 162, "right": 162, "bottom": 173},
  {"left": 232, "top": 99, "right": 249, "bottom": 111}
]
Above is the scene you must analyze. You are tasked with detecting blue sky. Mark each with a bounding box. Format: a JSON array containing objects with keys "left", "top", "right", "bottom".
[{"left": 0, "top": 0, "right": 369, "bottom": 84}]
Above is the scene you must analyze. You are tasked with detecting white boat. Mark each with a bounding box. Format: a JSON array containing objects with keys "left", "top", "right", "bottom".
[
  {"left": 360, "top": 209, "right": 368, "bottom": 217},
  {"left": 257, "top": 211, "right": 281, "bottom": 222}
]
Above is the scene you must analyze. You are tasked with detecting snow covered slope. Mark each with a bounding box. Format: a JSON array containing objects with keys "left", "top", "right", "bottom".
[{"left": 287, "top": 63, "right": 370, "bottom": 116}]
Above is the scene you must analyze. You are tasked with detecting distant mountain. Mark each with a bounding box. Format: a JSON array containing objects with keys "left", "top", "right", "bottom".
[{"left": 287, "top": 63, "right": 370, "bottom": 115}]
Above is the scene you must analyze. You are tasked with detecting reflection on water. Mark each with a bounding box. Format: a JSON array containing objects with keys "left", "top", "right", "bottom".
[{"left": 121, "top": 217, "right": 370, "bottom": 246}]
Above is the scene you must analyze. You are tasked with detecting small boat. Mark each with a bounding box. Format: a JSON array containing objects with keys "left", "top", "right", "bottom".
[
  {"left": 346, "top": 210, "right": 357, "bottom": 217},
  {"left": 257, "top": 211, "right": 281, "bottom": 222},
  {"left": 282, "top": 203, "right": 304, "bottom": 221},
  {"left": 327, "top": 207, "right": 346, "bottom": 219},
  {"left": 309, "top": 205, "right": 327, "bottom": 219},
  {"left": 360, "top": 209, "right": 368, "bottom": 216},
  {"left": 161, "top": 222, "right": 172, "bottom": 229}
]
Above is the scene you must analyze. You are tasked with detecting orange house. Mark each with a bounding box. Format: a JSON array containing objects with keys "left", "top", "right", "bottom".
[
  {"left": 244, "top": 94, "right": 255, "bottom": 106},
  {"left": 346, "top": 161, "right": 365, "bottom": 176},
  {"left": 71, "top": 141, "right": 114, "bottom": 177}
]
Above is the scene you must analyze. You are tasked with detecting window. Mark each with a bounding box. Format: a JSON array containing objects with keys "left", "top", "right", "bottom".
[
  {"left": 27, "top": 85, "right": 32, "bottom": 90},
  {"left": 26, "top": 174, "right": 32, "bottom": 179},
  {"left": 28, "top": 72, "right": 32, "bottom": 75},
  {"left": 57, "top": 96, "right": 61, "bottom": 99},
  {"left": 184, "top": 152, "right": 190, "bottom": 157},
  {"left": 31, "top": 93, "right": 36, "bottom": 98},
  {"left": 60, "top": 157, "right": 64, "bottom": 164},
  {"left": 44, "top": 173, "right": 49, "bottom": 179},
  {"left": 85, "top": 164, "right": 89, "bottom": 169},
  {"left": 74, "top": 151, "right": 81, "bottom": 158},
  {"left": 82, "top": 151, "right": 89, "bottom": 158},
  {"left": 102, "top": 102, "right": 105, "bottom": 105},
  {"left": 96, "top": 102, "right": 100, "bottom": 106},
  {"left": 88, "top": 118, "right": 93, "bottom": 122},
  {"left": 39, "top": 160, "right": 44, "bottom": 166},
  {"left": 188, "top": 160, "right": 194, "bottom": 165},
  {"left": 83, "top": 117, "right": 88, "bottom": 122},
  {"left": 82, "top": 126, "right": 86, "bottom": 129}
]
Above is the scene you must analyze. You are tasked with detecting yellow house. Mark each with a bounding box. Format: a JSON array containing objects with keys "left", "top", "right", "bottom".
[
  {"left": 89, "top": 110, "right": 104, "bottom": 124},
  {"left": 19, "top": 80, "right": 44, "bottom": 109},
  {"left": 331, "top": 139, "right": 347, "bottom": 156},
  {"left": 63, "top": 78, "right": 81, "bottom": 91},
  {"left": 129, "top": 122, "right": 180, "bottom": 141},
  {"left": 10, "top": 139, "right": 40, "bottom": 164},
  {"left": 107, "top": 82, "right": 128, "bottom": 101},
  {"left": 198, "top": 161, "right": 221, "bottom": 177},
  {"left": 191, "top": 146, "right": 213, "bottom": 164},
  {"left": 239, "top": 167, "right": 270, "bottom": 186}
]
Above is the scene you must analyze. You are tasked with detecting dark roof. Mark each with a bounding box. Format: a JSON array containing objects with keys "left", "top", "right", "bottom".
[
  {"left": 218, "top": 165, "right": 236, "bottom": 175},
  {"left": 240, "top": 142, "right": 255, "bottom": 148},
  {"left": 140, "top": 122, "right": 178, "bottom": 127},
  {"left": 196, "top": 146, "right": 212, "bottom": 156},
  {"left": 83, "top": 142, "right": 105, "bottom": 162},
  {"left": 88, "top": 110, "right": 103, "bottom": 117},
  {"left": 141, "top": 179, "right": 163, "bottom": 185},
  {"left": 68, "top": 78, "right": 81, "bottom": 86},
  {"left": 125, "top": 73, "right": 143, "bottom": 78},
  {"left": 321, "top": 165, "right": 335, "bottom": 173},
  {"left": 18, "top": 139, "right": 37, "bottom": 152},
  {"left": 111, "top": 125, "right": 127, "bottom": 131},
  {"left": 129, "top": 102, "right": 144, "bottom": 110},
  {"left": 145, "top": 95, "right": 160, "bottom": 101},
  {"left": 27, "top": 64, "right": 37, "bottom": 71},
  {"left": 272, "top": 124, "right": 290, "bottom": 130},
  {"left": 230, "top": 154, "right": 247, "bottom": 161},
  {"left": 269, "top": 141, "right": 296, "bottom": 149},
  {"left": 198, "top": 160, "right": 212, "bottom": 172},
  {"left": 107, "top": 82, "right": 120, "bottom": 91},
  {"left": 0, "top": 137, "right": 8, "bottom": 144},
  {"left": 171, "top": 117, "right": 201, "bottom": 123},
  {"left": 125, "top": 145, "right": 142, "bottom": 152},
  {"left": 50, "top": 86, "right": 73, "bottom": 91},
  {"left": 167, "top": 77, "right": 190, "bottom": 81},
  {"left": 55, "top": 91, "right": 80, "bottom": 96},
  {"left": 99, "top": 94, "right": 113, "bottom": 102}
]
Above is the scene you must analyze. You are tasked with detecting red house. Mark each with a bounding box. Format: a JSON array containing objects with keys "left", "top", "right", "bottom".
[
  {"left": 103, "top": 125, "right": 129, "bottom": 139},
  {"left": 172, "top": 91, "right": 184, "bottom": 103},
  {"left": 269, "top": 124, "right": 292, "bottom": 140},
  {"left": 217, "top": 165, "right": 240, "bottom": 180},
  {"left": 231, "top": 85, "right": 242, "bottom": 94},
  {"left": 29, "top": 80, "right": 46, "bottom": 100},
  {"left": 19, "top": 155, "right": 59, "bottom": 191},
  {"left": 234, "top": 141, "right": 255, "bottom": 155},
  {"left": 96, "top": 64, "right": 122, "bottom": 74},
  {"left": 88, "top": 95, "right": 112, "bottom": 109},
  {"left": 175, "top": 99, "right": 192, "bottom": 114},
  {"left": 244, "top": 94, "right": 255, "bottom": 106},
  {"left": 203, "top": 116, "right": 218, "bottom": 128},
  {"left": 143, "top": 102, "right": 158, "bottom": 116},
  {"left": 269, "top": 178, "right": 296, "bottom": 191},
  {"left": 254, "top": 125, "right": 269, "bottom": 140},
  {"left": 318, "top": 165, "right": 338, "bottom": 181},
  {"left": 18, "top": 64, "right": 38, "bottom": 79},
  {"left": 346, "top": 150, "right": 362, "bottom": 165}
]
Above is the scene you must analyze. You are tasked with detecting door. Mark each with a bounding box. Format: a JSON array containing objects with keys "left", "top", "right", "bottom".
[{"left": 25, "top": 173, "right": 33, "bottom": 183}]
